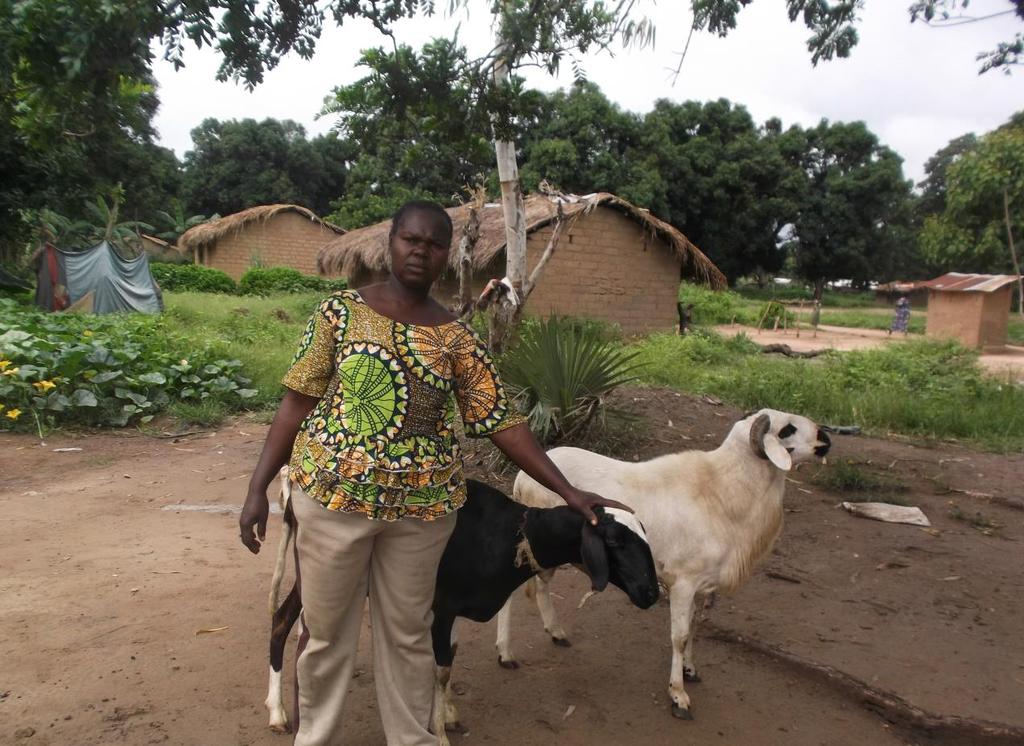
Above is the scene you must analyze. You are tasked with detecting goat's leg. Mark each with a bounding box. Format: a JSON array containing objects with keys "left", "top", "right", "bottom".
[
  {"left": 430, "top": 612, "right": 463, "bottom": 735},
  {"left": 433, "top": 668, "right": 451, "bottom": 746},
  {"left": 668, "top": 581, "right": 697, "bottom": 720},
  {"left": 266, "top": 581, "right": 301, "bottom": 733},
  {"left": 533, "top": 569, "right": 570, "bottom": 646},
  {"left": 495, "top": 596, "right": 518, "bottom": 669}
]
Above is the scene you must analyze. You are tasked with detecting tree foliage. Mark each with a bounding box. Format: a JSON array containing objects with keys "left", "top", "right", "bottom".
[
  {"left": 182, "top": 119, "right": 352, "bottom": 218},
  {"left": 919, "top": 128, "right": 1024, "bottom": 274},
  {"left": 780, "top": 120, "right": 913, "bottom": 294}
]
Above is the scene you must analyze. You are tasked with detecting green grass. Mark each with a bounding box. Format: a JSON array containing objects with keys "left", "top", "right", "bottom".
[
  {"left": 162, "top": 291, "right": 323, "bottom": 406},
  {"left": 809, "top": 459, "right": 907, "bottom": 502},
  {"left": 632, "top": 330, "right": 1024, "bottom": 452},
  {"left": 736, "top": 286, "right": 879, "bottom": 308},
  {"left": 817, "top": 308, "right": 927, "bottom": 334}
]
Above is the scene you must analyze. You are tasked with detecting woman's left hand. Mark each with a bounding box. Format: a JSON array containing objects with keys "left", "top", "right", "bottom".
[{"left": 561, "top": 487, "right": 634, "bottom": 526}]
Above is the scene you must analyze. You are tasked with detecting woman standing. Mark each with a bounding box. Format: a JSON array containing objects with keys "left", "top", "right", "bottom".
[
  {"left": 889, "top": 295, "right": 911, "bottom": 335},
  {"left": 239, "top": 200, "right": 628, "bottom": 746}
]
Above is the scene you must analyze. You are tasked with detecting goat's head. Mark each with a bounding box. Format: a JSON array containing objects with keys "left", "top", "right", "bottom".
[
  {"left": 741, "top": 409, "right": 831, "bottom": 471},
  {"left": 581, "top": 508, "right": 659, "bottom": 609}
]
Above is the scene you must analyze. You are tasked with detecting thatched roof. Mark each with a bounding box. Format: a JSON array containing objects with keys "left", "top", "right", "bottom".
[
  {"left": 178, "top": 204, "right": 344, "bottom": 253},
  {"left": 317, "top": 192, "right": 726, "bottom": 289}
]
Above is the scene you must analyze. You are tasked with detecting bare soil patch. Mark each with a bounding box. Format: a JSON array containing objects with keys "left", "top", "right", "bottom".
[{"left": 2, "top": 388, "right": 1022, "bottom": 745}]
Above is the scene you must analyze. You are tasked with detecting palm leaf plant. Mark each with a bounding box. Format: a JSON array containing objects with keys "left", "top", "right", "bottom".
[{"left": 499, "top": 317, "right": 643, "bottom": 444}]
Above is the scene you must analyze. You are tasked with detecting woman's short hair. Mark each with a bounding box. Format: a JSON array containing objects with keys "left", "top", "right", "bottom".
[{"left": 389, "top": 200, "right": 454, "bottom": 246}]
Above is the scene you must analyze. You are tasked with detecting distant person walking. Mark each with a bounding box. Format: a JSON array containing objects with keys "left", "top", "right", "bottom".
[{"left": 889, "top": 296, "right": 911, "bottom": 335}]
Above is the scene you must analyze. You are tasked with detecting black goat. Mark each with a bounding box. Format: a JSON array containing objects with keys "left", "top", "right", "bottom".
[{"left": 264, "top": 473, "right": 660, "bottom": 741}]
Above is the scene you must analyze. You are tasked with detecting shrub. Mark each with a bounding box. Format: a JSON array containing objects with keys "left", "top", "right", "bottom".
[
  {"left": 499, "top": 316, "right": 642, "bottom": 444},
  {"left": 0, "top": 299, "right": 257, "bottom": 431},
  {"left": 238, "top": 267, "right": 347, "bottom": 296},
  {"left": 150, "top": 263, "right": 237, "bottom": 294}
]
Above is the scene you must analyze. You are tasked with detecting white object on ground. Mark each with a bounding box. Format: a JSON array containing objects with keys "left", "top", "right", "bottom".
[{"left": 841, "top": 501, "right": 931, "bottom": 527}]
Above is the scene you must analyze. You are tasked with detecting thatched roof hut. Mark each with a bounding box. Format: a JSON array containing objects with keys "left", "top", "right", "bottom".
[
  {"left": 319, "top": 192, "right": 725, "bottom": 335},
  {"left": 180, "top": 204, "right": 345, "bottom": 280},
  {"left": 318, "top": 192, "right": 725, "bottom": 289}
]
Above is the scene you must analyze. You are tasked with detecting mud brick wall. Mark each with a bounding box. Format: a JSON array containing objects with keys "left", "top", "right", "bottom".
[
  {"left": 343, "top": 207, "right": 683, "bottom": 335},
  {"left": 926, "top": 287, "right": 1012, "bottom": 350},
  {"left": 202, "top": 212, "right": 338, "bottom": 280},
  {"left": 523, "top": 208, "right": 680, "bottom": 335}
]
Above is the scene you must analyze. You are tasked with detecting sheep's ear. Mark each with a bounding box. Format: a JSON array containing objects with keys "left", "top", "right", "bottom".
[
  {"left": 750, "top": 414, "right": 792, "bottom": 471},
  {"left": 763, "top": 435, "right": 792, "bottom": 471},
  {"left": 580, "top": 524, "right": 610, "bottom": 592}
]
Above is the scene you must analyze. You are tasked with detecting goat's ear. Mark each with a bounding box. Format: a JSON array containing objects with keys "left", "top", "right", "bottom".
[{"left": 580, "top": 524, "right": 610, "bottom": 592}]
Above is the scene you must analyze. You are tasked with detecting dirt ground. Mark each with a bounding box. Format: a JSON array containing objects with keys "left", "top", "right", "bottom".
[
  {"left": 3, "top": 387, "right": 1023, "bottom": 746},
  {"left": 714, "top": 323, "right": 1024, "bottom": 380}
]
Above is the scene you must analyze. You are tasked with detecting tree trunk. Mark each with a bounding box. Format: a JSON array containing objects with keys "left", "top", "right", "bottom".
[
  {"left": 487, "top": 27, "right": 527, "bottom": 355},
  {"left": 1003, "top": 189, "right": 1023, "bottom": 318},
  {"left": 813, "top": 278, "right": 825, "bottom": 301}
]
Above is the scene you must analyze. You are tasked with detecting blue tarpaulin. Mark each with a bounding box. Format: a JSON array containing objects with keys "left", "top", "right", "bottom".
[{"left": 35, "top": 241, "right": 162, "bottom": 314}]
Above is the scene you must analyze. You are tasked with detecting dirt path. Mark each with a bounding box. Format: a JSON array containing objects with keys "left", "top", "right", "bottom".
[
  {"left": 2, "top": 389, "right": 1022, "bottom": 745},
  {"left": 714, "top": 323, "right": 1024, "bottom": 379}
]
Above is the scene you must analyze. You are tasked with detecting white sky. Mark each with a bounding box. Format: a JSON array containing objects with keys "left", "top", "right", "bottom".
[{"left": 152, "top": 0, "right": 1023, "bottom": 185}]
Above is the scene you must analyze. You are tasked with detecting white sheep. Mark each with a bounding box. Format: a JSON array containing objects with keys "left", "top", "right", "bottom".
[{"left": 496, "top": 408, "right": 832, "bottom": 720}]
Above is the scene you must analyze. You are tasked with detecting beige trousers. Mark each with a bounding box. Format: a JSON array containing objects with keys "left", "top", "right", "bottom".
[{"left": 292, "top": 488, "right": 456, "bottom": 746}]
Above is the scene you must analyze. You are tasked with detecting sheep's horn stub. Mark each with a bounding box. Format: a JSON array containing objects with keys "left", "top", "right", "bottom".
[{"left": 749, "top": 413, "right": 771, "bottom": 460}]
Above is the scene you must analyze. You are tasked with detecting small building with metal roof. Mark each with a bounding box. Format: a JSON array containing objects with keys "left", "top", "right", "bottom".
[{"left": 923, "top": 273, "right": 1020, "bottom": 351}]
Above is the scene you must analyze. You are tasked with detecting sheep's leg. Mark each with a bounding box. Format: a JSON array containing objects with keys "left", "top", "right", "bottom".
[
  {"left": 533, "top": 570, "right": 570, "bottom": 646},
  {"left": 495, "top": 596, "right": 519, "bottom": 669},
  {"left": 668, "top": 582, "right": 697, "bottom": 720},
  {"left": 266, "top": 582, "right": 301, "bottom": 733},
  {"left": 683, "top": 592, "right": 707, "bottom": 683}
]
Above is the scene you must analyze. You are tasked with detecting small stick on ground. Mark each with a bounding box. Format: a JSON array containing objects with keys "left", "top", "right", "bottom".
[{"left": 758, "top": 343, "right": 827, "bottom": 358}]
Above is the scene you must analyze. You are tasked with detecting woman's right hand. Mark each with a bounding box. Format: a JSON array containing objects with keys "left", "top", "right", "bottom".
[{"left": 240, "top": 489, "right": 270, "bottom": 554}]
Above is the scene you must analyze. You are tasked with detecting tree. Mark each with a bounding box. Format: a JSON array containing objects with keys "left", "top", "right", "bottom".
[
  {"left": 322, "top": 40, "right": 500, "bottom": 228},
  {"left": 916, "top": 133, "right": 979, "bottom": 219},
  {"left": 0, "top": 0, "right": 168, "bottom": 261},
  {"left": 780, "top": 120, "right": 913, "bottom": 297},
  {"left": 634, "top": 99, "right": 799, "bottom": 283},
  {"left": 182, "top": 119, "right": 351, "bottom": 217},
  {"left": 920, "top": 128, "right": 1024, "bottom": 313}
]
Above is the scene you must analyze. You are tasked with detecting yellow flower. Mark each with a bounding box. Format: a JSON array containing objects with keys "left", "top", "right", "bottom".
[
  {"left": 33, "top": 380, "right": 57, "bottom": 392},
  {"left": 82, "top": 330, "right": 93, "bottom": 337},
  {"left": 0, "top": 403, "right": 4, "bottom": 412},
  {"left": 0, "top": 360, "right": 10, "bottom": 370},
  {"left": 5, "top": 408, "right": 21, "bottom": 420},
  {"left": 179, "top": 359, "right": 189, "bottom": 366},
  {"left": 2, "top": 367, "right": 19, "bottom": 376}
]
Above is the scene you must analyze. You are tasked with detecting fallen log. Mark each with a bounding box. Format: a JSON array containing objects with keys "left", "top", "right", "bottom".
[
  {"left": 758, "top": 343, "right": 828, "bottom": 358},
  {"left": 705, "top": 623, "right": 1024, "bottom": 746}
]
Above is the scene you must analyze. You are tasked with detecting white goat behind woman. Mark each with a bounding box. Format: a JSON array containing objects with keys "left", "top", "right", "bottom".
[{"left": 498, "top": 409, "right": 831, "bottom": 720}]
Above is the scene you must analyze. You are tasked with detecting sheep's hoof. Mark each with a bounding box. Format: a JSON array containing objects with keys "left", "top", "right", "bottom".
[
  {"left": 683, "top": 669, "right": 702, "bottom": 683},
  {"left": 552, "top": 636, "right": 572, "bottom": 648},
  {"left": 268, "top": 722, "right": 292, "bottom": 735},
  {"left": 444, "top": 720, "right": 467, "bottom": 734},
  {"left": 498, "top": 657, "right": 519, "bottom": 670},
  {"left": 670, "top": 703, "right": 693, "bottom": 721}
]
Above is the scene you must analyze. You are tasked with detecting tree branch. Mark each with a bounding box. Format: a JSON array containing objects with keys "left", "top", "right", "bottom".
[{"left": 522, "top": 201, "right": 566, "bottom": 299}]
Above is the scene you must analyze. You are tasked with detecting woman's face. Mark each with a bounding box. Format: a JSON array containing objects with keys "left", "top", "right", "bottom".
[{"left": 389, "top": 210, "right": 451, "bottom": 290}]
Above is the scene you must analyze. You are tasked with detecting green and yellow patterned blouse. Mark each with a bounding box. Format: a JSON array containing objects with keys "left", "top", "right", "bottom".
[{"left": 283, "top": 289, "right": 524, "bottom": 520}]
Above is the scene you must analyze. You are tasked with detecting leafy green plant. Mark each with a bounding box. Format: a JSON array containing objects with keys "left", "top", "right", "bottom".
[
  {"left": 0, "top": 299, "right": 256, "bottom": 431},
  {"left": 499, "top": 316, "right": 642, "bottom": 444},
  {"left": 238, "top": 267, "right": 347, "bottom": 296},
  {"left": 150, "top": 263, "right": 237, "bottom": 294}
]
